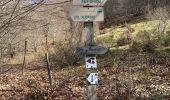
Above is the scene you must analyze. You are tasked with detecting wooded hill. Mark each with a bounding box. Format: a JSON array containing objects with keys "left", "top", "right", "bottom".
[{"left": 0, "top": 0, "right": 169, "bottom": 99}]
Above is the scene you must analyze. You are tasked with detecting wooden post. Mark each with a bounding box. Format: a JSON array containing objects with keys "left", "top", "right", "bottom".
[
  {"left": 0, "top": 48, "right": 2, "bottom": 58},
  {"left": 22, "top": 40, "right": 27, "bottom": 75},
  {"left": 45, "top": 52, "right": 52, "bottom": 86},
  {"left": 44, "top": 25, "right": 52, "bottom": 86},
  {"left": 34, "top": 28, "right": 39, "bottom": 52},
  {"left": 0, "top": 48, "right": 2, "bottom": 74},
  {"left": 9, "top": 43, "right": 14, "bottom": 58},
  {"left": 85, "top": 22, "right": 97, "bottom": 100},
  {"left": 0, "top": 60, "right": 1, "bottom": 73}
]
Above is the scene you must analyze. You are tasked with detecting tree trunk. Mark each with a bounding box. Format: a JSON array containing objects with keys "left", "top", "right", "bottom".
[{"left": 0, "top": 48, "right": 2, "bottom": 59}]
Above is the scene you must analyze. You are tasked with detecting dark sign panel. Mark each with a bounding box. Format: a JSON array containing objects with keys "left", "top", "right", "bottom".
[{"left": 76, "top": 46, "right": 107, "bottom": 55}]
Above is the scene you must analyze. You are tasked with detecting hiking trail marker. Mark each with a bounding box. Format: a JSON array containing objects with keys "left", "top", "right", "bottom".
[
  {"left": 86, "top": 57, "right": 97, "bottom": 68},
  {"left": 87, "top": 73, "right": 98, "bottom": 85}
]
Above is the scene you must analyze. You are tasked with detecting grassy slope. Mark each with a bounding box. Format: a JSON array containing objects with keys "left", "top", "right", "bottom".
[{"left": 96, "top": 20, "right": 170, "bottom": 50}]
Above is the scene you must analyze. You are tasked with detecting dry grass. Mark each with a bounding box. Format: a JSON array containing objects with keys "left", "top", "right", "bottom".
[{"left": 0, "top": 50, "right": 169, "bottom": 99}]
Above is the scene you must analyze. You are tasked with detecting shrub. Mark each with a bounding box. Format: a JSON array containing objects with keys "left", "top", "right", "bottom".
[
  {"left": 131, "top": 30, "right": 157, "bottom": 53},
  {"left": 135, "top": 30, "right": 151, "bottom": 42},
  {"left": 130, "top": 40, "right": 157, "bottom": 53},
  {"left": 116, "top": 37, "right": 131, "bottom": 46},
  {"left": 142, "top": 41, "right": 156, "bottom": 53},
  {"left": 130, "top": 41, "right": 142, "bottom": 53},
  {"left": 48, "top": 39, "right": 82, "bottom": 68},
  {"left": 160, "top": 35, "right": 170, "bottom": 46}
]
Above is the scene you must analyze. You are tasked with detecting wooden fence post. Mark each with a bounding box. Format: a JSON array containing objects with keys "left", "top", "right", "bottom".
[{"left": 22, "top": 40, "right": 27, "bottom": 75}]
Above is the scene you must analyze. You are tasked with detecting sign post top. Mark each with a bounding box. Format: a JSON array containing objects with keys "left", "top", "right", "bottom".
[{"left": 73, "top": 0, "right": 107, "bottom": 6}]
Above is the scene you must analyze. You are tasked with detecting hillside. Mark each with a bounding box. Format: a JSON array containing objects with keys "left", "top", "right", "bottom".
[
  {"left": 0, "top": 19, "right": 170, "bottom": 99},
  {"left": 0, "top": 0, "right": 170, "bottom": 100}
]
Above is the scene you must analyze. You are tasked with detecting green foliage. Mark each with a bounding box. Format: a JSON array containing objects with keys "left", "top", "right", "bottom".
[
  {"left": 130, "top": 40, "right": 157, "bottom": 53},
  {"left": 130, "top": 41, "right": 142, "bottom": 52},
  {"left": 96, "top": 36, "right": 114, "bottom": 47},
  {"left": 159, "top": 35, "right": 170, "bottom": 46},
  {"left": 135, "top": 30, "right": 152, "bottom": 42},
  {"left": 49, "top": 50, "right": 79, "bottom": 68},
  {"left": 116, "top": 37, "right": 130, "bottom": 46},
  {"left": 164, "top": 48, "right": 170, "bottom": 52},
  {"left": 142, "top": 41, "right": 157, "bottom": 53},
  {"left": 131, "top": 28, "right": 158, "bottom": 52},
  {"left": 48, "top": 41, "right": 81, "bottom": 68}
]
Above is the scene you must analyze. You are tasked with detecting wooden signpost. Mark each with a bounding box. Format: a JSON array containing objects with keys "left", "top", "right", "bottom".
[{"left": 70, "top": 0, "right": 107, "bottom": 99}]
